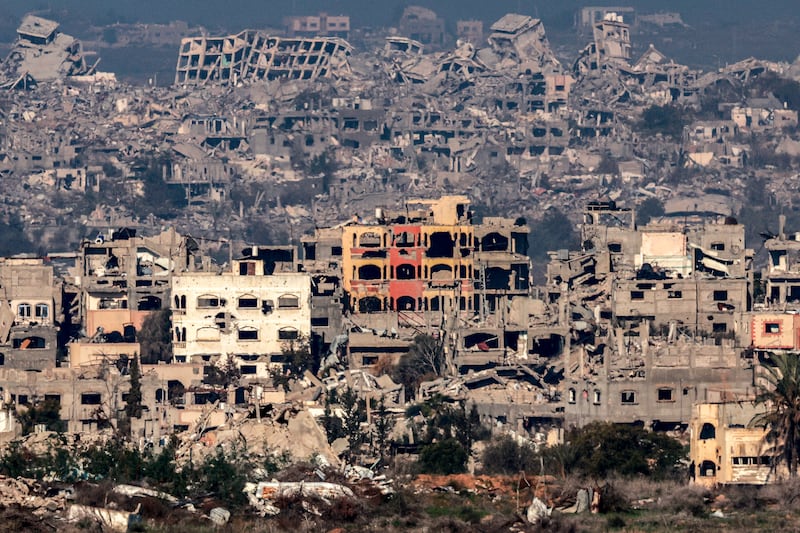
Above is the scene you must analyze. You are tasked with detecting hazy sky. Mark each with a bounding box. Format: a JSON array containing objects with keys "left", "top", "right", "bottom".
[{"left": 4, "top": 0, "right": 798, "bottom": 32}]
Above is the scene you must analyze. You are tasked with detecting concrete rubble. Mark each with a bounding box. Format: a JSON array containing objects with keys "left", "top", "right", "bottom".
[{"left": 0, "top": 6, "right": 796, "bottom": 511}]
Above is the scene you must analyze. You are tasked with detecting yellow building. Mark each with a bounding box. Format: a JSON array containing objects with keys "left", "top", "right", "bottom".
[{"left": 690, "top": 401, "right": 786, "bottom": 486}]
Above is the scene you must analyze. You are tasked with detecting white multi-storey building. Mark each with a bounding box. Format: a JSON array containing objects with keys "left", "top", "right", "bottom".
[{"left": 171, "top": 250, "right": 311, "bottom": 379}]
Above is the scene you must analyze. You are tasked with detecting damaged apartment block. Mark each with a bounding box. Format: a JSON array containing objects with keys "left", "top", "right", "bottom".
[
  {"left": 548, "top": 201, "right": 755, "bottom": 429},
  {"left": 175, "top": 31, "right": 352, "bottom": 85}
]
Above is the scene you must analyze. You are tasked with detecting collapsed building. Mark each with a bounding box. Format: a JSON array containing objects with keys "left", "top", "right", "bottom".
[
  {"left": 1, "top": 15, "right": 96, "bottom": 90},
  {"left": 174, "top": 31, "right": 352, "bottom": 85}
]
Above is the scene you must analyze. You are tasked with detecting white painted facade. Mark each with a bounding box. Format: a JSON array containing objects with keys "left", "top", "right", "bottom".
[{"left": 171, "top": 258, "right": 311, "bottom": 378}]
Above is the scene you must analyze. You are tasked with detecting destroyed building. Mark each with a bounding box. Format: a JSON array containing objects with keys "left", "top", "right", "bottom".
[
  {"left": 1, "top": 15, "right": 96, "bottom": 90},
  {"left": 574, "top": 12, "right": 632, "bottom": 74},
  {"left": 70, "top": 228, "right": 193, "bottom": 343},
  {"left": 545, "top": 201, "right": 756, "bottom": 429},
  {"left": 174, "top": 31, "right": 352, "bottom": 85}
]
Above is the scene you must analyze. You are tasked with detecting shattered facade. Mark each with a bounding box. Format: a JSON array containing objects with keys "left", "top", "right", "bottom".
[{"left": 175, "top": 31, "right": 352, "bottom": 85}]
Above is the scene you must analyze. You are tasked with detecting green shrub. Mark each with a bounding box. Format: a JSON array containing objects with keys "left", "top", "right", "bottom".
[
  {"left": 482, "top": 435, "right": 538, "bottom": 475},
  {"left": 419, "top": 439, "right": 467, "bottom": 475}
]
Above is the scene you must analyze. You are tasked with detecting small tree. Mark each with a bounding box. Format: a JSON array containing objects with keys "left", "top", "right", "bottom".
[
  {"left": 17, "top": 399, "right": 65, "bottom": 435},
  {"left": 393, "top": 334, "right": 445, "bottom": 400},
  {"left": 321, "top": 390, "right": 345, "bottom": 444},
  {"left": 272, "top": 336, "right": 314, "bottom": 392},
  {"left": 139, "top": 309, "right": 172, "bottom": 364},
  {"left": 124, "top": 353, "right": 143, "bottom": 420},
  {"left": 340, "top": 387, "right": 366, "bottom": 460},
  {"left": 482, "top": 435, "right": 538, "bottom": 475},
  {"left": 372, "top": 395, "right": 392, "bottom": 461}
]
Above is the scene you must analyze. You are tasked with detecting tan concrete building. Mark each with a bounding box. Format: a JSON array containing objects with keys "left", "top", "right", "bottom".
[
  {"left": 690, "top": 402, "right": 783, "bottom": 486},
  {"left": 0, "top": 258, "right": 61, "bottom": 371}
]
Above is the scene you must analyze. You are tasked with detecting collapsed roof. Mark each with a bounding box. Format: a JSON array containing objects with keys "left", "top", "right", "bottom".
[{"left": 0, "top": 15, "right": 95, "bottom": 90}]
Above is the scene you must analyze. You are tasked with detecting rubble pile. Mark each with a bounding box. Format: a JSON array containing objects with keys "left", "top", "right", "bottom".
[{"left": 0, "top": 475, "right": 66, "bottom": 516}]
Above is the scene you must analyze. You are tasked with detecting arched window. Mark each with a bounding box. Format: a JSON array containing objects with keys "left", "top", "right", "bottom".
[
  {"left": 13, "top": 336, "right": 46, "bottom": 349},
  {"left": 397, "top": 296, "right": 416, "bottom": 311},
  {"left": 35, "top": 304, "right": 49, "bottom": 319},
  {"left": 196, "top": 327, "right": 220, "bottom": 342},
  {"left": 197, "top": 294, "right": 222, "bottom": 308},
  {"left": 357, "top": 264, "right": 381, "bottom": 280},
  {"left": 358, "top": 296, "right": 382, "bottom": 313},
  {"left": 700, "top": 423, "right": 716, "bottom": 440},
  {"left": 430, "top": 264, "right": 453, "bottom": 280},
  {"left": 699, "top": 460, "right": 717, "bottom": 477},
  {"left": 17, "top": 303, "right": 31, "bottom": 318},
  {"left": 238, "top": 327, "right": 259, "bottom": 341},
  {"left": 278, "top": 327, "right": 299, "bottom": 340},
  {"left": 238, "top": 294, "right": 258, "bottom": 308},
  {"left": 396, "top": 264, "right": 416, "bottom": 280},
  {"left": 278, "top": 294, "right": 300, "bottom": 309}
]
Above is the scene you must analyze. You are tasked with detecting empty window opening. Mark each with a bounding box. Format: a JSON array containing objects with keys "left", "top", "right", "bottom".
[
  {"left": 81, "top": 393, "right": 102, "bottom": 405},
  {"left": 630, "top": 291, "right": 644, "bottom": 300},
  {"left": 430, "top": 263, "right": 453, "bottom": 280},
  {"left": 238, "top": 296, "right": 258, "bottom": 308},
  {"left": 137, "top": 295, "right": 161, "bottom": 311},
  {"left": 358, "top": 296, "right": 381, "bottom": 313},
  {"left": 699, "top": 460, "right": 716, "bottom": 477},
  {"left": 481, "top": 232, "right": 509, "bottom": 252},
  {"left": 700, "top": 423, "right": 716, "bottom": 440},
  {"left": 765, "top": 322, "right": 781, "bottom": 334},
  {"left": 396, "top": 296, "right": 416, "bottom": 311},
  {"left": 359, "top": 232, "right": 382, "bottom": 248},
  {"left": 621, "top": 391, "right": 637, "bottom": 404},
  {"left": 14, "top": 336, "right": 46, "bottom": 350},
  {"left": 278, "top": 328, "right": 299, "bottom": 340},
  {"left": 427, "top": 232, "right": 455, "bottom": 258},
  {"left": 238, "top": 328, "right": 259, "bottom": 341},
  {"left": 396, "top": 263, "right": 416, "bottom": 280},
  {"left": 657, "top": 388, "right": 674, "bottom": 402},
  {"left": 239, "top": 261, "right": 257, "bottom": 275},
  {"left": 358, "top": 264, "right": 382, "bottom": 280},
  {"left": 713, "top": 290, "right": 728, "bottom": 301}
]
